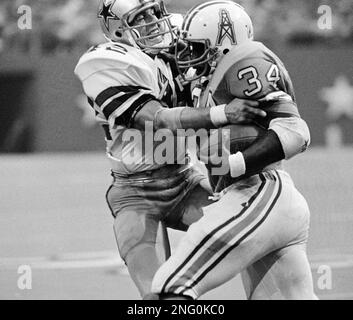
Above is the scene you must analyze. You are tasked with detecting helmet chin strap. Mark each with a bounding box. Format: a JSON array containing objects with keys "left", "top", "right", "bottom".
[
  {"left": 209, "top": 61, "right": 217, "bottom": 77},
  {"left": 131, "top": 28, "right": 142, "bottom": 44},
  {"left": 144, "top": 45, "right": 164, "bottom": 56}
]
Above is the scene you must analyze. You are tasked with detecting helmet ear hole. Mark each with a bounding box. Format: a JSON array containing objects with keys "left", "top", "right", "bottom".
[{"left": 115, "top": 31, "right": 122, "bottom": 38}]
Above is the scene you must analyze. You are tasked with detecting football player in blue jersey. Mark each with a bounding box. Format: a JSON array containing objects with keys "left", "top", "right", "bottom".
[
  {"left": 74, "top": 0, "right": 265, "bottom": 298},
  {"left": 151, "top": 1, "right": 317, "bottom": 300}
]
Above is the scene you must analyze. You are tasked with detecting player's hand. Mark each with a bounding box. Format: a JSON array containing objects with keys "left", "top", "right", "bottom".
[{"left": 225, "top": 98, "right": 266, "bottom": 124}]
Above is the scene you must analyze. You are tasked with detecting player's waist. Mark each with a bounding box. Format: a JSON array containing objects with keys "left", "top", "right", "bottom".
[
  {"left": 218, "top": 168, "right": 293, "bottom": 196},
  {"left": 111, "top": 163, "right": 192, "bottom": 183},
  {"left": 240, "top": 161, "right": 283, "bottom": 178},
  {"left": 263, "top": 161, "right": 283, "bottom": 172},
  {"left": 106, "top": 142, "right": 190, "bottom": 176},
  {"left": 211, "top": 161, "right": 284, "bottom": 192},
  {"left": 230, "top": 161, "right": 283, "bottom": 180},
  {"left": 248, "top": 168, "right": 293, "bottom": 188}
]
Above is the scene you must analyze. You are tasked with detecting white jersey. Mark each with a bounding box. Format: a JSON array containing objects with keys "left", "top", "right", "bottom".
[{"left": 75, "top": 42, "right": 187, "bottom": 174}]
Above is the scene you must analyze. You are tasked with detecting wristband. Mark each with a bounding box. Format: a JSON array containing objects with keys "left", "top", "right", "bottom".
[
  {"left": 209, "top": 104, "right": 228, "bottom": 127},
  {"left": 229, "top": 152, "right": 246, "bottom": 178}
]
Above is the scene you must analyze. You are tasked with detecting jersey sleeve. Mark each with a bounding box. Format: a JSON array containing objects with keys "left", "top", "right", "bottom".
[{"left": 74, "top": 44, "right": 157, "bottom": 128}]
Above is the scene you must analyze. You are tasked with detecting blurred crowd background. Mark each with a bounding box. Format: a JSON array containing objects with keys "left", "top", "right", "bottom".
[{"left": 0, "top": 0, "right": 353, "bottom": 55}]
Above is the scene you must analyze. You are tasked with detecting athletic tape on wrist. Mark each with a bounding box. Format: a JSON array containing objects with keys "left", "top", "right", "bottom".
[
  {"left": 209, "top": 104, "right": 228, "bottom": 127},
  {"left": 229, "top": 152, "right": 246, "bottom": 178}
]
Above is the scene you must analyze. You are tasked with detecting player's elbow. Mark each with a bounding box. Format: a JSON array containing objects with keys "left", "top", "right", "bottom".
[
  {"left": 269, "top": 117, "right": 311, "bottom": 160},
  {"left": 291, "top": 118, "right": 311, "bottom": 151}
]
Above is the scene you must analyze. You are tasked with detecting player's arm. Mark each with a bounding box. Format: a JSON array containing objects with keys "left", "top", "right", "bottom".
[
  {"left": 132, "top": 98, "right": 266, "bottom": 132},
  {"left": 223, "top": 51, "right": 310, "bottom": 177},
  {"left": 228, "top": 94, "right": 311, "bottom": 178}
]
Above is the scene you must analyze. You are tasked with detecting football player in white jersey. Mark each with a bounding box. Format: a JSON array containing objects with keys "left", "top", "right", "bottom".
[
  {"left": 74, "top": 0, "right": 266, "bottom": 298},
  {"left": 151, "top": 1, "right": 317, "bottom": 300}
]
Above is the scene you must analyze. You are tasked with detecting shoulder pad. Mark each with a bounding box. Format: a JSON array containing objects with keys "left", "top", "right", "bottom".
[
  {"left": 225, "top": 41, "right": 267, "bottom": 62},
  {"left": 74, "top": 42, "right": 154, "bottom": 81}
]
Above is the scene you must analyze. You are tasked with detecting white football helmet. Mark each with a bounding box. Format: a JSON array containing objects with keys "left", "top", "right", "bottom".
[
  {"left": 98, "top": 0, "right": 179, "bottom": 52},
  {"left": 176, "top": 0, "right": 254, "bottom": 80}
]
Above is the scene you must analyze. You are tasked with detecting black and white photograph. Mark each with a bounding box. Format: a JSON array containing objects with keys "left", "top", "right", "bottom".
[{"left": 0, "top": 0, "right": 352, "bottom": 303}]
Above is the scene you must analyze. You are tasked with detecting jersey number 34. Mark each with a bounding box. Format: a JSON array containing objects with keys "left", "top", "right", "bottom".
[{"left": 238, "top": 64, "right": 280, "bottom": 97}]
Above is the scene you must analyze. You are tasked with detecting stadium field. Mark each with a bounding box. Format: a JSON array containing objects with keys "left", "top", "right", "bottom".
[{"left": 0, "top": 148, "right": 352, "bottom": 300}]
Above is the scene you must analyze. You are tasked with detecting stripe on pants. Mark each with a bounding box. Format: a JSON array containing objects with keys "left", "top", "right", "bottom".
[
  {"left": 162, "top": 171, "right": 282, "bottom": 297},
  {"left": 161, "top": 173, "right": 272, "bottom": 294},
  {"left": 180, "top": 171, "right": 283, "bottom": 297}
]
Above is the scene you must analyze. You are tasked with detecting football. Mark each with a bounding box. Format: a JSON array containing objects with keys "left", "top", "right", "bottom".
[{"left": 198, "top": 123, "right": 267, "bottom": 165}]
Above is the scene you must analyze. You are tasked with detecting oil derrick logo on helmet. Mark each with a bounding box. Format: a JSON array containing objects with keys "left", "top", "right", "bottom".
[{"left": 216, "top": 9, "right": 237, "bottom": 46}]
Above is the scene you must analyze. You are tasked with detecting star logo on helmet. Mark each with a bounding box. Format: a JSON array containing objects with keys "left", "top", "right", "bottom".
[{"left": 98, "top": 0, "right": 118, "bottom": 31}]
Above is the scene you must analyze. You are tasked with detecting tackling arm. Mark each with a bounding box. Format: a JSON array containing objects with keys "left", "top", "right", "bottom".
[{"left": 132, "top": 98, "right": 266, "bottom": 132}]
